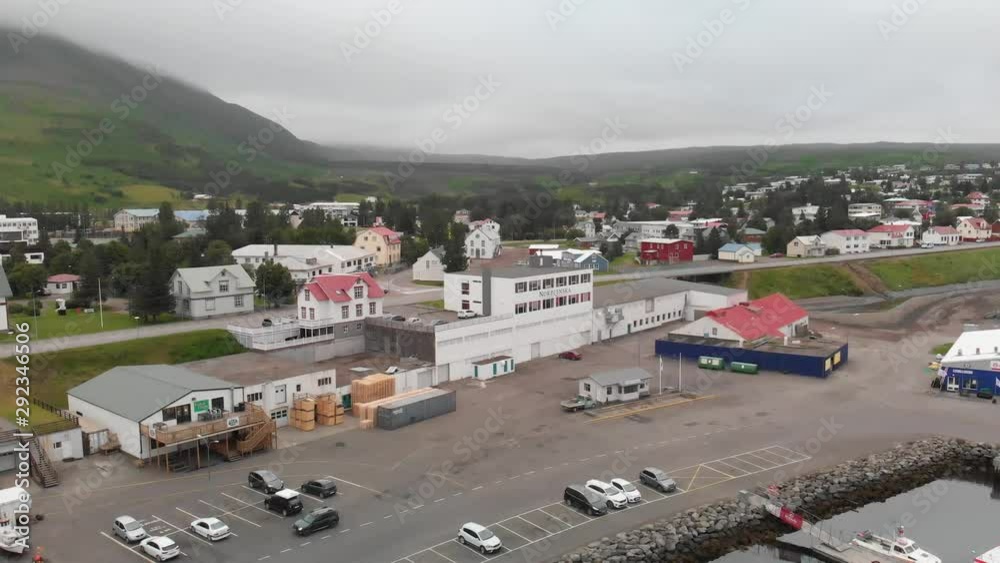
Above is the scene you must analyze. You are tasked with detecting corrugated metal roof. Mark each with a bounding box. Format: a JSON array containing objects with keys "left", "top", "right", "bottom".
[
  {"left": 586, "top": 367, "right": 652, "bottom": 387},
  {"left": 174, "top": 266, "right": 254, "bottom": 293},
  {"left": 594, "top": 277, "right": 744, "bottom": 307},
  {"left": 68, "top": 365, "right": 238, "bottom": 422}
]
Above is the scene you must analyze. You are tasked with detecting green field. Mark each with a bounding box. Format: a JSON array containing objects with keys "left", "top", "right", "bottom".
[
  {"left": 743, "top": 265, "right": 863, "bottom": 299},
  {"left": 866, "top": 248, "right": 1000, "bottom": 291},
  {"left": 420, "top": 299, "right": 445, "bottom": 309},
  {"left": 931, "top": 343, "right": 953, "bottom": 356},
  {"left": 1, "top": 303, "right": 177, "bottom": 342},
  {"left": 0, "top": 330, "right": 244, "bottom": 423}
]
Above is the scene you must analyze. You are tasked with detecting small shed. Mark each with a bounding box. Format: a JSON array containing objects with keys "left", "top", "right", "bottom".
[
  {"left": 578, "top": 367, "right": 652, "bottom": 404},
  {"left": 472, "top": 355, "right": 515, "bottom": 380},
  {"left": 46, "top": 274, "right": 80, "bottom": 295}
]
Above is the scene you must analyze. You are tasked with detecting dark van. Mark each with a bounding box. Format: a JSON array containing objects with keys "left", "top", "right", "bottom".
[{"left": 563, "top": 484, "right": 608, "bottom": 516}]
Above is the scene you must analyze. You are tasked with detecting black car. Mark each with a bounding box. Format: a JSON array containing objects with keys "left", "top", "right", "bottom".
[
  {"left": 249, "top": 470, "right": 284, "bottom": 493},
  {"left": 301, "top": 478, "right": 338, "bottom": 498},
  {"left": 563, "top": 485, "right": 607, "bottom": 516},
  {"left": 639, "top": 467, "right": 678, "bottom": 493},
  {"left": 264, "top": 490, "right": 304, "bottom": 517},
  {"left": 293, "top": 507, "right": 340, "bottom": 536}
]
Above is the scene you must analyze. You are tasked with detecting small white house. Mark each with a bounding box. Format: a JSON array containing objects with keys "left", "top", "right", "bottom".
[
  {"left": 578, "top": 368, "right": 653, "bottom": 404},
  {"left": 717, "top": 243, "right": 756, "bottom": 263},
  {"left": 957, "top": 217, "right": 991, "bottom": 242},
  {"left": 412, "top": 247, "right": 446, "bottom": 282},
  {"left": 171, "top": 265, "right": 255, "bottom": 319},
  {"left": 921, "top": 226, "right": 960, "bottom": 246},
  {"left": 466, "top": 224, "right": 503, "bottom": 260},
  {"left": 820, "top": 230, "right": 870, "bottom": 254},
  {"left": 786, "top": 236, "right": 826, "bottom": 258},
  {"left": 46, "top": 274, "right": 80, "bottom": 295},
  {"left": 471, "top": 355, "right": 515, "bottom": 380}
]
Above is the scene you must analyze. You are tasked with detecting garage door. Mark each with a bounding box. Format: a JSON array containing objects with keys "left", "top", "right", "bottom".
[{"left": 270, "top": 408, "right": 289, "bottom": 428}]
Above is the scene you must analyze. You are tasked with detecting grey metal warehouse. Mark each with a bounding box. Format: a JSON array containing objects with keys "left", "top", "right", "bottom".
[{"left": 655, "top": 334, "right": 849, "bottom": 378}]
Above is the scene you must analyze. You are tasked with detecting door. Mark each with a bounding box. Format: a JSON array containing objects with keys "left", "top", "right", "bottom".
[
  {"left": 61, "top": 440, "right": 73, "bottom": 460},
  {"left": 271, "top": 408, "right": 289, "bottom": 428},
  {"left": 945, "top": 376, "right": 958, "bottom": 392},
  {"left": 211, "top": 397, "right": 224, "bottom": 411},
  {"left": 274, "top": 384, "right": 287, "bottom": 405},
  {"left": 175, "top": 404, "right": 191, "bottom": 424},
  {"left": 530, "top": 342, "right": 541, "bottom": 359}
]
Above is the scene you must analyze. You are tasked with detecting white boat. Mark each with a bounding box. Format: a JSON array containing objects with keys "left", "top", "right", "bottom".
[
  {"left": 852, "top": 527, "right": 941, "bottom": 563},
  {"left": 975, "top": 546, "right": 1000, "bottom": 563},
  {"left": 0, "top": 528, "right": 28, "bottom": 555}
]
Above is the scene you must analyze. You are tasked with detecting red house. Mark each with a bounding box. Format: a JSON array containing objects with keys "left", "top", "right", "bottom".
[{"left": 639, "top": 238, "right": 694, "bottom": 265}]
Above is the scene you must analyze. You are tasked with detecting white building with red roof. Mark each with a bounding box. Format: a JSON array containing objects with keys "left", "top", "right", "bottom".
[
  {"left": 353, "top": 226, "right": 401, "bottom": 267},
  {"left": 957, "top": 217, "right": 991, "bottom": 242},
  {"left": 867, "top": 224, "right": 915, "bottom": 248},
  {"left": 670, "top": 293, "right": 809, "bottom": 345},
  {"left": 299, "top": 273, "right": 385, "bottom": 325},
  {"left": 46, "top": 273, "right": 80, "bottom": 295},
  {"left": 967, "top": 191, "right": 990, "bottom": 206},
  {"left": 819, "top": 229, "right": 870, "bottom": 254},
  {"left": 921, "top": 226, "right": 960, "bottom": 246}
]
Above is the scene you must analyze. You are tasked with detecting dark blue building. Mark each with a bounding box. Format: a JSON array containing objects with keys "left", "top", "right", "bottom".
[{"left": 655, "top": 335, "right": 849, "bottom": 378}]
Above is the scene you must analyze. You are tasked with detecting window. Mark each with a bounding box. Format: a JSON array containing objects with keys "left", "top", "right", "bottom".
[
  {"left": 354, "top": 286, "right": 363, "bottom": 299},
  {"left": 53, "top": 441, "right": 62, "bottom": 449},
  {"left": 556, "top": 277, "right": 567, "bottom": 287},
  {"left": 515, "top": 303, "right": 527, "bottom": 315},
  {"left": 711, "top": 327, "right": 718, "bottom": 336},
  {"left": 343, "top": 326, "right": 350, "bottom": 334},
  {"left": 356, "top": 304, "right": 363, "bottom": 317},
  {"left": 569, "top": 275, "right": 579, "bottom": 285},
  {"left": 318, "top": 377, "right": 332, "bottom": 386},
  {"left": 580, "top": 292, "right": 591, "bottom": 302},
  {"left": 542, "top": 278, "right": 554, "bottom": 289},
  {"left": 529, "top": 280, "right": 540, "bottom": 291},
  {"left": 219, "top": 280, "right": 229, "bottom": 293},
  {"left": 177, "top": 281, "right": 183, "bottom": 294},
  {"left": 556, "top": 296, "right": 567, "bottom": 306},
  {"left": 246, "top": 392, "right": 263, "bottom": 402},
  {"left": 529, "top": 301, "right": 541, "bottom": 312},
  {"left": 235, "top": 295, "right": 245, "bottom": 308},
  {"left": 606, "top": 386, "right": 613, "bottom": 395},
  {"left": 569, "top": 294, "right": 578, "bottom": 304},
  {"left": 270, "top": 408, "right": 287, "bottom": 421},
  {"left": 369, "top": 302, "right": 377, "bottom": 315},
  {"left": 515, "top": 282, "right": 527, "bottom": 293},
  {"left": 304, "top": 289, "right": 310, "bottom": 301},
  {"left": 296, "top": 384, "right": 302, "bottom": 392},
  {"left": 461, "top": 300, "right": 470, "bottom": 309},
  {"left": 356, "top": 323, "right": 362, "bottom": 330},
  {"left": 341, "top": 305, "right": 349, "bottom": 319},
  {"left": 543, "top": 298, "right": 554, "bottom": 309},
  {"left": 583, "top": 383, "right": 591, "bottom": 392},
  {"left": 580, "top": 273, "right": 591, "bottom": 283},
  {"left": 461, "top": 282, "right": 470, "bottom": 295},
  {"left": 301, "top": 306, "right": 307, "bottom": 318},
  {"left": 309, "top": 308, "right": 315, "bottom": 320},
  {"left": 205, "top": 298, "right": 216, "bottom": 311}
]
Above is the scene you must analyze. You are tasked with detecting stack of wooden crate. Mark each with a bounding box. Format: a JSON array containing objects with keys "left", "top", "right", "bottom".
[
  {"left": 353, "top": 388, "right": 437, "bottom": 430},
  {"left": 291, "top": 396, "right": 316, "bottom": 431},
  {"left": 350, "top": 373, "right": 396, "bottom": 406},
  {"left": 316, "top": 394, "right": 345, "bottom": 426}
]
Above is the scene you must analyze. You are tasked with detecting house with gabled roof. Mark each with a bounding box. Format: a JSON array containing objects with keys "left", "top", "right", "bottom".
[
  {"left": 170, "top": 265, "right": 255, "bottom": 319},
  {"left": 670, "top": 293, "right": 809, "bottom": 345}
]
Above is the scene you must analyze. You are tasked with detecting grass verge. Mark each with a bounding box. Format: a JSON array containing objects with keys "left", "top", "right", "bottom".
[
  {"left": 745, "top": 265, "right": 863, "bottom": 299},
  {"left": 866, "top": 247, "right": 1000, "bottom": 291}
]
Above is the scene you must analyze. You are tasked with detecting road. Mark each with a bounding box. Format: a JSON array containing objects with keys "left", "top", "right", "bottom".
[{"left": 18, "top": 305, "right": 998, "bottom": 563}]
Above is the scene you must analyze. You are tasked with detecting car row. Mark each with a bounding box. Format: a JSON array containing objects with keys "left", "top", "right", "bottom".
[{"left": 564, "top": 468, "right": 677, "bottom": 516}]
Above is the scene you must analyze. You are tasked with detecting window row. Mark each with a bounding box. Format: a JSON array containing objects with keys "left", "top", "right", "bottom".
[
  {"left": 514, "top": 273, "right": 591, "bottom": 293},
  {"left": 204, "top": 295, "right": 245, "bottom": 311},
  {"left": 514, "top": 292, "right": 591, "bottom": 315},
  {"left": 631, "top": 309, "right": 682, "bottom": 328}
]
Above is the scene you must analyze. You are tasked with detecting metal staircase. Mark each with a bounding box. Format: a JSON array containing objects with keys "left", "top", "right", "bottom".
[{"left": 27, "top": 435, "right": 59, "bottom": 488}]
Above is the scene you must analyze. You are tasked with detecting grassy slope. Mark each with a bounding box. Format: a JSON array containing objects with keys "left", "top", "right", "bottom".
[
  {"left": 743, "top": 265, "right": 863, "bottom": 299},
  {"left": 0, "top": 330, "right": 243, "bottom": 423},
  {"left": 866, "top": 248, "right": 1000, "bottom": 291}
]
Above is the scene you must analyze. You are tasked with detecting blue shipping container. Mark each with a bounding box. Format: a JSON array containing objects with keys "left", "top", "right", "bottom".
[
  {"left": 655, "top": 339, "right": 848, "bottom": 378},
  {"left": 942, "top": 367, "right": 1000, "bottom": 395}
]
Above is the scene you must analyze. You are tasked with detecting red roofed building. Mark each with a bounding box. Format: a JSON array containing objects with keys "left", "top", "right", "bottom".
[
  {"left": 867, "top": 224, "right": 915, "bottom": 248},
  {"left": 967, "top": 191, "right": 990, "bottom": 206},
  {"left": 921, "top": 226, "right": 960, "bottom": 246},
  {"left": 671, "top": 293, "right": 809, "bottom": 345},
  {"left": 958, "top": 217, "right": 991, "bottom": 242},
  {"left": 638, "top": 238, "right": 694, "bottom": 265},
  {"left": 46, "top": 273, "right": 80, "bottom": 295},
  {"left": 298, "top": 273, "right": 385, "bottom": 327},
  {"left": 354, "top": 226, "right": 402, "bottom": 267}
]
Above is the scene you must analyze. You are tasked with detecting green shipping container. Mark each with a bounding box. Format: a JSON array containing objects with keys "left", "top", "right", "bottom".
[
  {"left": 730, "top": 361, "right": 759, "bottom": 374},
  {"left": 698, "top": 356, "right": 725, "bottom": 370}
]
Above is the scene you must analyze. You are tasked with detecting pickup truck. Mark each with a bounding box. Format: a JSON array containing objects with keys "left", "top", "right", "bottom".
[{"left": 560, "top": 396, "right": 598, "bottom": 412}]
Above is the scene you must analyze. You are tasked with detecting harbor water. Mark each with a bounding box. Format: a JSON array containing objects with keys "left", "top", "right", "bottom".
[{"left": 713, "top": 478, "right": 1000, "bottom": 563}]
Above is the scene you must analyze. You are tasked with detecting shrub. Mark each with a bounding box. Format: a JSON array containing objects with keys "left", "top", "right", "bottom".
[{"left": 6, "top": 303, "right": 28, "bottom": 316}]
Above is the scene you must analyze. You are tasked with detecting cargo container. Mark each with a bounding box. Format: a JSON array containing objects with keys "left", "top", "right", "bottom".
[
  {"left": 698, "top": 356, "right": 725, "bottom": 370},
  {"left": 376, "top": 389, "right": 457, "bottom": 430},
  {"left": 730, "top": 361, "right": 759, "bottom": 374},
  {"left": 656, "top": 335, "right": 848, "bottom": 378}
]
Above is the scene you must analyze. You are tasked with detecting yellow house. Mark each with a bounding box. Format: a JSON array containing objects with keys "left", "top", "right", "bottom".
[{"left": 354, "top": 226, "right": 401, "bottom": 267}]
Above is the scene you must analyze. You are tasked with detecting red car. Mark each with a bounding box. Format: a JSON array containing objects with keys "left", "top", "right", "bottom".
[
  {"left": 769, "top": 253, "right": 785, "bottom": 258},
  {"left": 559, "top": 351, "right": 582, "bottom": 361}
]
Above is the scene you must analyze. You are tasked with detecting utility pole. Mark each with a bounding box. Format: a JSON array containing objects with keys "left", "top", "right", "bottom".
[
  {"left": 678, "top": 353, "right": 683, "bottom": 393},
  {"left": 98, "top": 278, "right": 104, "bottom": 329},
  {"left": 658, "top": 355, "right": 663, "bottom": 395}
]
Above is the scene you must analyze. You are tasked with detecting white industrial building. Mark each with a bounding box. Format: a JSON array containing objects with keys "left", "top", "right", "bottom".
[
  {"left": 170, "top": 265, "right": 255, "bottom": 319},
  {"left": 939, "top": 328, "right": 1000, "bottom": 395},
  {"left": 114, "top": 209, "right": 160, "bottom": 232},
  {"left": 820, "top": 229, "right": 870, "bottom": 254},
  {"left": 412, "top": 247, "right": 445, "bottom": 282},
  {"left": 444, "top": 266, "right": 593, "bottom": 317},
  {"left": 232, "top": 244, "right": 376, "bottom": 281},
  {"left": 0, "top": 215, "right": 39, "bottom": 246},
  {"left": 578, "top": 368, "right": 653, "bottom": 404},
  {"left": 295, "top": 201, "right": 360, "bottom": 227}
]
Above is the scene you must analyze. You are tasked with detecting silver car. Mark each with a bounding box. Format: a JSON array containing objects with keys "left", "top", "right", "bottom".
[{"left": 113, "top": 515, "right": 147, "bottom": 542}]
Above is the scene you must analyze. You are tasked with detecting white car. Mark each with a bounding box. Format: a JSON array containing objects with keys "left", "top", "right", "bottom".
[
  {"left": 458, "top": 522, "right": 502, "bottom": 554},
  {"left": 457, "top": 310, "right": 476, "bottom": 319},
  {"left": 585, "top": 479, "right": 629, "bottom": 509},
  {"left": 610, "top": 478, "right": 642, "bottom": 503},
  {"left": 407, "top": 317, "right": 422, "bottom": 324},
  {"left": 112, "top": 515, "right": 147, "bottom": 542},
  {"left": 139, "top": 536, "right": 180, "bottom": 561},
  {"left": 190, "top": 517, "right": 231, "bottom": 541}
]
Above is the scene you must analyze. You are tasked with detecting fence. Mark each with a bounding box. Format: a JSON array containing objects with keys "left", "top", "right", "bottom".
[{"left": 32, "top": 398, "right": 80, "bottom": 435}]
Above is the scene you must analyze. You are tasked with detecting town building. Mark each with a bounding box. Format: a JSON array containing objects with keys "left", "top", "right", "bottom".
[
  {"left": 466, "top": 224, "right": 503, "bottom": 260},
  {"left": 820, "top": 230, "right": 870, "bottom": 254},
  {"left": 412, "top": 247, "right": 446, "bottom": 282},
  {"left": 45, "top": 274, "right": 80, "bottom": 295},
  {"left": 740, "top": 227, "right": 767, "bottom": 243},
  {"left": 938, "top": 328, "right": 1000, "bottom": 396},
  {"left": 791, "top": 204, "right": 820, "bottom": 223},
  {"left": 670, "top": 293, "right": 809, "bottom": 346},
  {"left": 174, "top": 210, "right": 211, "bottom": 227},
  {"left": 170, "top": 265, "right": 255, "bottom": 319},
  {"left": 0, "top": 215, "right": 39, "bottom": 246},
  {"left": 453, "top": 209, "right": 471, "bottom": 224},
  {"left": 295, "top": 202, "right": 360, "bottom": 227},
  {"left": 866, "top": 224, "right": 915, "bottom": 248},
  {"left": 786, "top": 236, "right": 826, "bottom": 258},
  {"left": 921, "top": 226, "right": 961, "bottom": 246},
  {"left": 957, "top": 217, "right": 991, "bottom": 242},
  {"left": 574, "top": 220, "right": 596, "bottom": 238},
  {"left": 232, "top": 244, "right": 376, "bottom": 282},
  {"left": 444, "top": 266, "right": 592, "bottom": 318},
  {"left": 114, "top": 209, "right": 159, "bottom": 232},
  {"left": 717, "top": 243, "right": 757, "bottom": 263},
  {"left": 534, "top": 249, "right": 610, "bottom": 272},
  {"left": 967, "top": 191, "right": 991, "bottom": 207},
  {"left": 638, "top": 238, "right": 694, "bottom": 265},
  {"left": 577, "top": 368, "right": 653, "bottom": 404},
  {"left": 0, "top": 265, "right": 9, "bottom": 332},
  {"left": 353, "top": 227, "right": 401, "bottom": 267},
  {"left": 469, "top": 218, "right": 501, "bottom": 236},
  {"left": 847, "top": 201, "right": 884, "bottom": 221},
  {"left": 528, "top": 244, "right": 560, "bottom": 255}
]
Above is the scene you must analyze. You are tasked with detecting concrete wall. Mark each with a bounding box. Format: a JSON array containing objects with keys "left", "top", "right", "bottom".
[
  {"left": 444, "top": 273, "right": 483, "bottom": 313},
  {"left": 592, "top": 293, "right": 687, "bottom": 342},
  {"left": 271, "top": 335, "right": 366, "bottom": 363},
  {"left": 364, "top": 321, "right": 436, "bottom": 362},
  {"left": 412, "top": 254, "right": 444, "bottom": 282},
  {"left": 37, "top": 428, "right": 84, "bottom": 462}
]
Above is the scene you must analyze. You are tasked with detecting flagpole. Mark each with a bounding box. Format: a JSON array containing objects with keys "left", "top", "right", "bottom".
[{"left": 98, "top": 278, "right": 105, "bottom": 329}]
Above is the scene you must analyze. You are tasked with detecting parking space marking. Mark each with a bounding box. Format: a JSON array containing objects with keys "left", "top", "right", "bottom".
[
  {"left": 770, "top": 445, "right": 807, "bottom": 459},
  {"left": 258, "top": 556, "right": 271, "bottom": 561},
  {"left": 430, "top": 547, "right": 459, "bottom": 563},
  {"left": 301, "top": 541, "right": 311, "bottom": 546},
  {"left": 752, "top": 449, "right": 792, "bottom": 465},
  {"left": 221, "top": 492, "right": 276, "bottom": 516},
  {"left": 472, "top": 486, "right": 483, "bottom": 491},
  {"left": 361, "top": 521, "right": 374, "bottom": 527},
  {"left": 744, "top": 452, "right": 779, "bottom": 468},
  {"left": 151, "top": 514, "right": 214, "bottom": 546},
  {"left": 198, "top": 499, "right": 263, "bottom": 528},
  {"left": 280, "top": 548, "right": 292, "bottom": 553},
  {"left": 174, "top": 506, "right": 241, "bottom": 537},
  {"left": 100, "top": 531, "right": 156, "bottom": 561},
  {"left": 495, "top": 523, "right": 531, "bottom": 543},
  {"left": 730, "top": 456, "right": 766, "bottom": 471},
  {"left": 325, "top": 475, "right": 384, "bottom": 495},
  {"left": 710, "top": 460, "right": 748, "bottom": 476},
  {"left": 340, "top": 529, "right": 351, "bottom": 533},
  {"left": 700, "top": 463, "right": 736, "bottom": 479},
  {"left": 514, "top": 516, "right": 550, "bottom": 536},
  {"left": 321, "top": 535, "right": 332, "bottom": 539}
]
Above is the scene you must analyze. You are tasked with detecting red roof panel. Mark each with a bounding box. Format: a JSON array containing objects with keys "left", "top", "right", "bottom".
[
  {"left": 705, "top": 293, "right": 807, "bottom": 341},
  {"left": 305, "top": 273, "right": 385, "bottom": 303}
]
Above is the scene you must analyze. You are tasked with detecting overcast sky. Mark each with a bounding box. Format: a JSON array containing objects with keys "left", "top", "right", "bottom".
[{"left": 2, "top": 0, "right": 997, "bottom": 158}]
